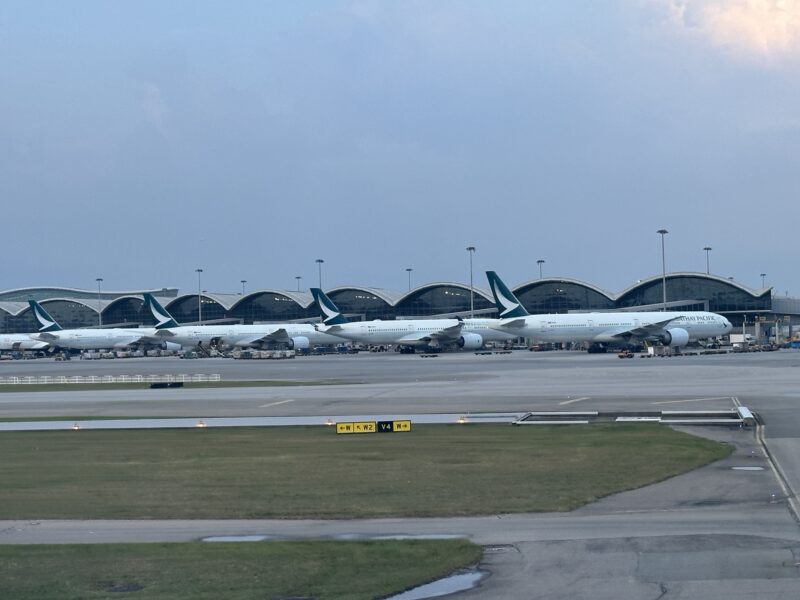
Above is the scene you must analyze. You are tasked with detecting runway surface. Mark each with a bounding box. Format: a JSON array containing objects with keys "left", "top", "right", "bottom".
[{"left": 3, "top": 349, "right": 800, "bottom": 598}]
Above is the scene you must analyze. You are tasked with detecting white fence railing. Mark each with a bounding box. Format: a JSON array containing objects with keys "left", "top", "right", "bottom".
[{"left": 0, "top": 374, "right": 222, "bottom": 385}]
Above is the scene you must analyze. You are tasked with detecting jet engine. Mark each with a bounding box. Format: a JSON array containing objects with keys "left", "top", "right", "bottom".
[
  {"left": 458, "top": 332, "right": 484, "bottom": 350},
  {"left": 661, "top": 328, "right": 690, "bottom": 347},
  {"left": 288, "top": 336, "right": 310, "bottom": 350},
  {"left": 163, "top": 341, "right": 181, "bottom": 352}
]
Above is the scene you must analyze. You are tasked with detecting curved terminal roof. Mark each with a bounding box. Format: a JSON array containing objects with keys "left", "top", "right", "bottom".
[
  {"left": 616, "top": 272, "right": 768, "bottom": 300},
  {"left": 398, "top": 282, "right": 494, "bottom": 304},
  {"left": 327, "top": 286, "right": 404, "bottom": 306},
  {"left": 0, "top": 287, "right": 178, "bottom": 302}
]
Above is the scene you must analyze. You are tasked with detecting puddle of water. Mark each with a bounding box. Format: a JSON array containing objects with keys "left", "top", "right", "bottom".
[
  {"left": 202, "top": 535, "right": 269, "bottom": 542},
  {"left": 386, "top": 571, "right": 484, "bottom": 600},
  {"left": 732, "top": 466, "right": 765, "bottom": 471}
]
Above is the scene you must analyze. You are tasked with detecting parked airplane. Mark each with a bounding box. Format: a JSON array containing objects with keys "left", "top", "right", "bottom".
[
  {"left": 310, "top": 288, "right": 516, "bottom": 350},
  {"left": 0, "top": 333, "right": 50, "bottom": 352},
  {"left": 26, "top": 300, "right": 175, "bottom": 351},
  {"left": 142, "top": 293, "right": 342, "bottom": 350},
  {"left": 486, "top": 271, "right": 732, "bottom": 351}
]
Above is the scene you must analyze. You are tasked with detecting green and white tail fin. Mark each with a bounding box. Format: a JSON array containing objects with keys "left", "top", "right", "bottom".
[
  {"left": 142, "top": 293, "right": 180, "bottom": 329},
  {"left": 28, "top": 300, "right": 63, "bottom": 332},
  {"left": 310, "top": 288, "right": 348, "bottom": 325},
  {"left": 486, "top": 271, "right": 530, "bottom": 318}
]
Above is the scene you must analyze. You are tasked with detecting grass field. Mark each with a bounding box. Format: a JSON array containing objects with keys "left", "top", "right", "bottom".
[
  {"left": 0, "top": 539, "right": 482, "bottom": 600},
  {"left": 0, "top": 424, "right": 731, "bottom": 518},
  {"left": 0, "top": 379, "right": 349, "bottom": 393}
]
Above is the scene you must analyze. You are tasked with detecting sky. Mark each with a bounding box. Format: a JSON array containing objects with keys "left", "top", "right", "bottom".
[{"left": 2, "top": 0, "right": 799, "bottom": 296}]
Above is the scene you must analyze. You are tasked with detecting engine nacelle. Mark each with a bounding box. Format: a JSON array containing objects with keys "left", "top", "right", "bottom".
[
  {"left": 163, "top": 341, "right": 181, "bottom": 352},
  {"left": 458, "top": 332, "right": 484, "bottom": 350},
  {"left": 661, "top": 327, "right": 690, "bottom": 347},
  {"left": 288, "top": 336, "right": 310, "bottom": 350}
]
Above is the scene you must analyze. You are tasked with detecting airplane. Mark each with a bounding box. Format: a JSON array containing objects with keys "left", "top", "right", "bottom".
[
  {"left": 485, "top": 271, "right": 732, "bottom": 351},
  {"left": 310, "top": 288, "right": 517, "bottom": 351},
  {"left": 142, "top": 293, "right": 343, "bottom": 350},
  {"left": 0, "top": 333, "right": 50, "bottom": 352},
  {"left": 26, "top": 300, "right": 177, "bottom": 352}
]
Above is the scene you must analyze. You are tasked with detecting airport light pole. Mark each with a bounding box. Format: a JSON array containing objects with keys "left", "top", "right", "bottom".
[
  {"left": 537, "top": 259, "right": 545, "bottom": 279},
  {"left": 315, "top": 259, "right": 324, "bottom": 289},
  {"left": 761, "top": 273, "right": 767, "bottom": 288},
  {"left": 95, "top": 278, "right": 103, "bottom": 326},
  {"left": 295, "top": 276, "right": 302, "bottom": 292},
  {"left": 703, "top": 246, "right": 712, "bottom": 275},
  {"left": 657, "top": 229, "right": 668, "bottom": 311},
  {"left": 240, "top": 280, "right": 247, "bottom": 295},
  {"left": 466, "top": 246, "right": 476, "bottom": 319},
  {"left": 406, "top": 268, "right": 413, "bottom": 291},
  {"left": 195, "top": 268, "right": 203, "bottom": 323}
]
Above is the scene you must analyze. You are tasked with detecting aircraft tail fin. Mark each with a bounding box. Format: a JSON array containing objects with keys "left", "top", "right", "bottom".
[
  {"left": 28, "top": 300, "right": 63, "bottom": 332},
  {"left": 486, "top": 271, "right": 529, "bottom": 318},
  {"left": 142, "top": 293, "right": 180, "bottom": 329},
  {"left": 310, "top": 288, "right": 348, "bottom": 325}
]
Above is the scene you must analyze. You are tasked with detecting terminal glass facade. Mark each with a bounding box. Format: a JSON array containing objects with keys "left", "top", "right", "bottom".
[
  {"left": 396, "top": 286, "right": 494, "bottom": 317},
  {"left": 103, "top": 298, "right": 151, "bottom": 327},
  {"left": 616, "top": 276, "right": 771, "bottom": 314},
  {"left": 230, "top": 293, "right": 310, "bottom": 323},
  {"left": 515, "top": 281, "right": 614, "bottom": 314},
  {"left": 327, "top": 289, "right": 394, "bottom": 321},
  {"left": 166, "top": 296, "right": 227, "bottom": 324}
]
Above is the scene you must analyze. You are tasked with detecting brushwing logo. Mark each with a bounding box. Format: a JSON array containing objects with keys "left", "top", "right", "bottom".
[
  {"left": 320, "top": 298, "right": 341, "bottom": 324},
  {"left": 492, "top": 281, "right": 522, "bottom": 317},
  {"left": 147, "top": 297, "right": 174, "bottom": 327},
  {"left": 33, "top": 305, "right": 58, "bottom": 331}
]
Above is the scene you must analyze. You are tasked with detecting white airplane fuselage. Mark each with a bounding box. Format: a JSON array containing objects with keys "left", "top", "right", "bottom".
[
  {"left": 322, "top": 318, "right": 516, "bottom": 348},
  {"left": 156, "top": 323, "right": 342, "bottom": 350},
  {"left": 30, "top": 328, "right": 160, "bottom": 351},
  {"left": 0, "top": 334, "right": 49, "bottom": 351},
  {"left": 496, "top": 311, "right": 731, "bottom": 345}
]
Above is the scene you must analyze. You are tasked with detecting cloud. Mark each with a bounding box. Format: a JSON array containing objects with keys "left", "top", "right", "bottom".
[{"left": 655, "top": 0, "right": 800, "bottom": 60}]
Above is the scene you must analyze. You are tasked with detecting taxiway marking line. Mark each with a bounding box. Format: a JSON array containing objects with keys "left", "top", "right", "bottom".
[
  {"left": 259, "top": 399, "right": 295, "bottom": 408},
  {"left": 559, "top": 396, "right": 591, "bottom": 405},
  {"left": 651, "top": 397, "right": 731, "bottom": 405}
]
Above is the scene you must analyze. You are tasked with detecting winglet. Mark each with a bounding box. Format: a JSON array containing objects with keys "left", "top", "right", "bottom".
[
  {"left": 142, "top": 293, "right": 180, "bottom": 329},
  {"left": 28, "top": 300, "right": 63, "bottom": 332},
  {"left": 310, "top": 288, "right": 348, "bottom": 325},
  {"left": 486, "top": 271, "right": 529, "bottom": 318}
]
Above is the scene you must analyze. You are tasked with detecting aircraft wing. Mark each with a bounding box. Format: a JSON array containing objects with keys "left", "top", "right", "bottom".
[
  {"left": 398, "top": 322, "right": 464, "bottom": 344},
  {"left": 610, "top": 317, "right": 683, "bottom": 339},
  {"left": 32, "top": 332, "right": 60, "bottom": 342},
  {"left": 150, "top": 329, "right": 176, "bottom": 338},
  {"left": 315, "top": 324, "right": 344, "bottom": 333},
  {"left": 498, "top": 318, "right": 528, "bottom": 329},
  {"left": 244, "top": 329, "right": 290, "bottom": 345}
]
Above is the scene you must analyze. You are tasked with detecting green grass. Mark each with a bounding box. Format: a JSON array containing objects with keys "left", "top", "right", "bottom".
[
  {"left": 0, "top": 379, "right": 350, "bottom": 393},
  {"left": 0, "top": 424, "right": 731, "bottom": 519},
  {"left": 0, "top": 539, "right": 482, "bottom": 600}
]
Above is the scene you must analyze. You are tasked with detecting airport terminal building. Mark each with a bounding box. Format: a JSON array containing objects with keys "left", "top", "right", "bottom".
[{"left": 1, "top": 273, "right": 797, "bottom": 336}]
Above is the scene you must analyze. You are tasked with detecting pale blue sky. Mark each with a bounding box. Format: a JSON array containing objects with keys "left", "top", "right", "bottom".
[{"left": 2, "top": 1, "right": 799, "bottom": 295}]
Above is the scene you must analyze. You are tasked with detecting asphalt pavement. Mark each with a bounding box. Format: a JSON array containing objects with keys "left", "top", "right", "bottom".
[{"left": 3, "top": 349, "right": 800, "bottom": 598}]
